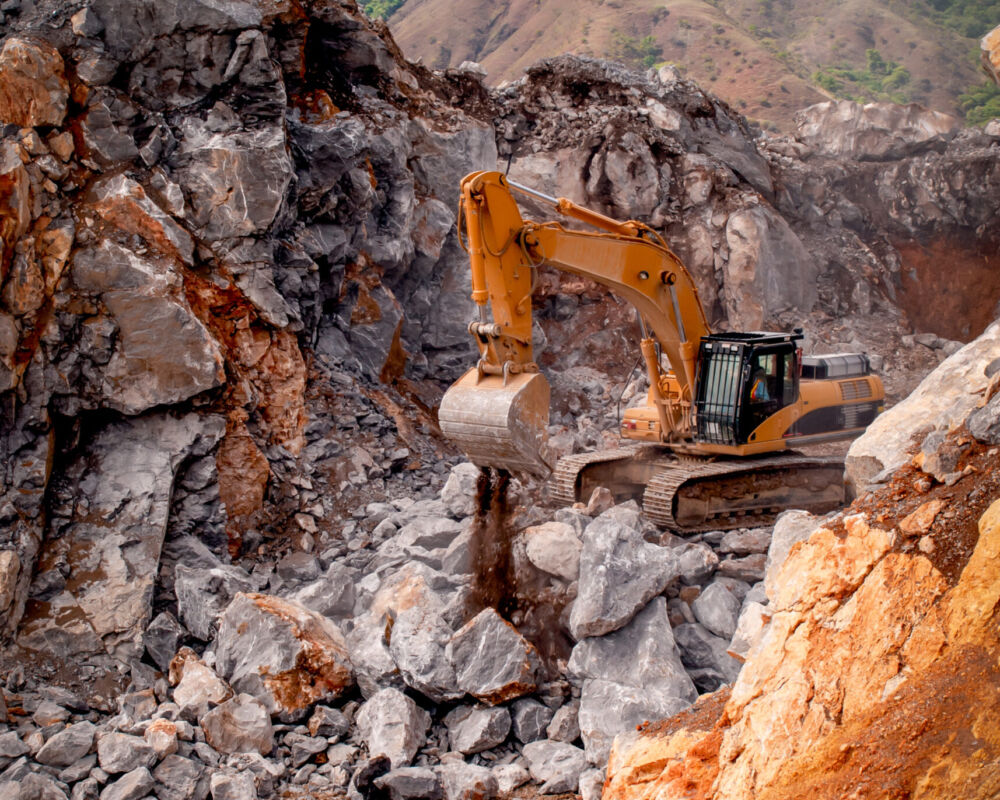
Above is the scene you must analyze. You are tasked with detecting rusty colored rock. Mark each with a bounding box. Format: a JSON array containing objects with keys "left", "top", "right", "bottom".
[
  {"left": 214, "top": 593, "right": 353, "bottom": 718},
  {"left": 0, "top": 141, "right": 31, "bottom": 283},
  {"left": 0, "top": 37, "right": 69, "bottom": 127},
  {"left": 604, "top": 499, "right": 1000, "bottom": 800},
  {"left": 216, "top": 422, "right": 270, "bottom": 518},
  {"left": 899, "top": 498, "right": 948, "bottom": 536}
]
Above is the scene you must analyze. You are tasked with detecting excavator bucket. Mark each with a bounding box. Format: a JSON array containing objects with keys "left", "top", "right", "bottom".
[{"left": 438, "top": 368, "right": 553, "bottom": 478}]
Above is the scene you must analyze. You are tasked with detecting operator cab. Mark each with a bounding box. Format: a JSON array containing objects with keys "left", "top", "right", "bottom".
[{"left": 694, "top": 331, "right": 802, "bottom": 446}]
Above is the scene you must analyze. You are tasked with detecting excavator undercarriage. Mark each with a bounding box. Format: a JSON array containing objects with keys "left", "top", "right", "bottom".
[{"left": 549, "top": 446, "right": 845, "bottom": 532}]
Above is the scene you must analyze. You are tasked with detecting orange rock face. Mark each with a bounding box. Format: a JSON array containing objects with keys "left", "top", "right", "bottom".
[
  {"left": 0, "top": 37, "right": 68, "bottom": 128},
  {"left": 605, "top": 497, "right": 1000, "bottom": 800}
]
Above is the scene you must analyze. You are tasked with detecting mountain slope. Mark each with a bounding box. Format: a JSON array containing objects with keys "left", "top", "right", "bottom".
[{"left": 384, "top": 0, "right": 991, "bottom": 129}]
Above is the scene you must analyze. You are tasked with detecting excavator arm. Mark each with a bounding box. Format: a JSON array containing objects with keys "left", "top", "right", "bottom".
[{"left": 439, "top": 170, "right": 711, "bottom": 477}]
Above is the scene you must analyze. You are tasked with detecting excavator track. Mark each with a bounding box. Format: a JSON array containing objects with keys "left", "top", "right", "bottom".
[{"left": 551, "top": 449, "right": 845, "bottom": 533}]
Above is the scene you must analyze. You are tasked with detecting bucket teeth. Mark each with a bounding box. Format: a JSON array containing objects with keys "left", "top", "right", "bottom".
[{"left": 439, "top": 368, "right": 552, "bottom": 479}]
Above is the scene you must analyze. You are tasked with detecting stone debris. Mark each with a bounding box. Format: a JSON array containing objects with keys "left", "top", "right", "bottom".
[
  {"left": 448, "top": 609, "right": 541, "bottom": 704},
  {"left": 522, "top": 739, "right": 589, "bottom": 793},
  {"left": 445, "top": 706, "right": 511, "bottom": 755},
  {"left": 199, "top": 695, "right": 273, "bottom": 756},
  {"left": 356, "top": 688, "right": 430, "bottom": 769}
]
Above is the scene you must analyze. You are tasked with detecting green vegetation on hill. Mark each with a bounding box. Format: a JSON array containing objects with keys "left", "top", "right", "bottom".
[
  {"left": 959, "top": 80, "right": 1000, "bottom": 123},
  {"left": 908, "top": 0, "right": 1000, "bottom": 38},
  {"left": 813, "top": 49, "right": 912, "bottom": 104},
  {"left": 363, "top": 0, "right": 406, "bottom": 20},
  {"left": 608, "top": 30, "right": 664, "bottom": 70}
]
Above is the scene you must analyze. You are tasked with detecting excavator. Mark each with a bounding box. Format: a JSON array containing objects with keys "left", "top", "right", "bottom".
[{"left": 438, "top": 171, "right": 885, "bottom": 532}]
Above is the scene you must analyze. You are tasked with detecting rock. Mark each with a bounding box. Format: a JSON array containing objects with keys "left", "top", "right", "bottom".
[
  {"left": 0, "top": 732, "right": 28, "bottom": 758},
  {"left": 99, "top": 768, "right": 154, "bottom": 800},
  {"left": 214, "top": 593, "right": 353, "bottom": 718},
  {"left": 152, "top": 755, "right": 205, "bottom": 800},
  {"left": 144, "top": 612, "right": 186, "bottom": 672},
  {"left": 723, "top": 205, "right": 816, "bottom": 330},
  {"left": 308, "top": 706, "right": 350, "bottom": 739},
  {"left": 569, "top": 504, "right": 684, "bottom": 639},
  {"left": 447, "top": 608, "right": 541, "bottom": 704},
  {"left": 144, "top": 719, "right": 179, "bottom": 760},
  {"left": 374, "top": 767, "right": 442, "bottom": 800},
  {"left": 492, "top": 763, "right": 529, "bottom": 794},
  {"left": 794, "top": 100, "right": 961, "bottom": 160},
  {"left": 727, "top": 601, "right": 768, "bottom": 662},
  {"left": 61, "top": 755, "right": 98, "bottom": 784},
  {"left": 445, "top": 706, "right": 511, "bottom": 754},
  {"left": 388, "top": 605, "right": 462, "bottom": 703},
  {"left": 578, "top": 679, "right": 691, "bottom": 767},
  {"left": 209, "top": 772, "right": 257, "bottom": 800},
  {"left": 173, "top": 660, "right": 233, "bottom": 715},
  {"left": 276, "top": 551, "right": 320, "bottom": 584},
  {"left": 716, "top": 553, "right": 766, "bottom": 583},
  {"left": 968, "top": 392, "right": 1000, "bottom": 445},
  {"left": 690, "top": 581, "right": 742, "bottom": 639},
  {"left": 175, "top": 565, "right": 254, "bottom": 642},
  {"left": 765, "top": 510, "right": 818, "bottom": 602},
  {"left": 32, "top": 700, "right": 69, "bottom": 726},
  {"left": 72, "top": 779, "right": 100, "bottom": 800},
  {"left": 440, "top": 463, "right": 480, "bottom": 518},
  {"left": 17, "top": 414, "right": 224, "bottom": 667},
  {"left": 847, "top": 320, "right": 1000, "bottom": 494},
  {"left": 718, "top": 528, "right": 771, "bottom": 555},
  {"left": 34, "top": 721, "right": 96, "bottom": 767},
  {"left": 97, "top": 733, "right": 157, "bottom": 775},
  {"left": 199, "top": 694, "right": 273, "bottom": 756},
  {"left": 569, "top": 597, "right": 696, "bottom": 700},
  {"left": 288, "top": 563, "right": 357, "bottom": 619},
  {"left": 17, "top": 773, "right": 68, "bottom": 800},
  {"left": 673, "top": 623, "right": 742, "bottom": 685},
  {"left": 286, "top": 733, "right": 327, "bottom": 767},
  {"left": 675, "top": 543, "right": 719, "bottom": 585},
  {"left": 355, "top": 688, "right": 430, "bottom": 769},
  {"left": 0, "top": 37, "right": 69, "bottom": 127},
  {"left": 349, "top": 757, "right": 392, "bottom": 799},
  {"left": 522, "top": 740, "right": 589, "bottom": 793},
  {"left": 173, "top": 124, "right": 292, "bottom": 242},
  {"left": 523, "top": 522, "right": 582, "bottom": 582},
  {"left": 510, "top": 698, "right": 554, "bottom": 744},
  {"left": 546, "top": 703, "right": 581, "bottom": 743},
  {"left": 347, "top": 613, "right": 405, "bottom": 698},
  {"left": 436, "top": 763, "right": 497, "bottom": 800}
]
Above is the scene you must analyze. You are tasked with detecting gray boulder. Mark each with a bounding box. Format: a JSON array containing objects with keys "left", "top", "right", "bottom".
[
  {"left": 510, "top": 698, "right": 554, "bottom": 744},
  {"left": 440, "top": 463, "right": 481, "bottom": 518},
  {"left": 728, "top": 600, "right": 769, "bottom": 662},
  {"left": 690, "top": 581, "right": 742, "bottom": 639},
  {"left": 435, "top": 763, "right": 497, "bottom": 800},
  {"left": 675, "top": 542, "right": 719, "bottom": 585},
  {"left": 99, "top": 768, "right": 154, "bottom": 800},
  {"left": 374, "top": 767, "right": 442, "bottom": 800},
  {"left": 445, "top": 706, "right": 511, "bottom": 754},
  {"left": 35, "top": 721, "right": 96, "bottom": 767},
  {"left": 288, "top": 563, "right": 357, "bottom": 619},
  {"left": 546, "top": 703, "right": 581, "bottom": 744},
  {"left": 522, "top": 740, "right": 589, "bottom": 794},
  {"left": 569, "top": 504, "right": 683, "bottom": 639},
  {"left": 673, "top": 622, "right": 742, "bottom": 687},
  {"left": 356, "top": 688, "right": 430, "bottom": 769},
  {"left": 969, "top": 392, "right": 1000, "bottom": 444},
  {"left": 199, "top": 694, "right": 273, "bottom": 756},
  {"left": 523, "top": 522, "right": 582, "bottom": 582},
  {"left": 388, "top": 605, "right": 462, "bottom": 703},
  {"left": 175, "top": 565, "right": 254, "bottom": 641},
  {"left": 19, "top": 774, "right": 68, "bottom": 800},
  {"left": 152, "top": 755, "right": 206, "bottom": 800},
  {"left": 447, "top": 608, "right": 540, "bottom": 704},
  {"left": 144, "top": 612, "right": 186, "bottom": 672},
  {"left": 96, "top": 733, "right": 156, "bottom": 775},
  {"left": 209, "top": 772, "right": 257, "bottom": 800},
  {"left": 765, "top": 510, "right": 818, "bottom": 602},
  {"left": 718, "top": 528, "right": 771, "bottom": 555}
]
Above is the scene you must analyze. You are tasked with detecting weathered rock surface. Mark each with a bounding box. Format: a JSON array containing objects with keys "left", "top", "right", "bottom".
[
  {"left": 447, "top": 609, "right": 541, "bottom": 704},
  {"left": 199, "top": 694, "right": 273, "bottom": 757},
  {"left": 522, "top": 740, "right": 589, "bottom": 794},
  {"left": 445, "top": 706, "right": 511, "bottom": 755},
  {"left": 356, "top": 688, "right": 430, "bottom": 769},
  {"left": 214, "top": 593, "right": 353, "bottom": 718},
  {"left": 847, "top": 319, "right": 1000, "bottom": 494},
  {"left": 570, "top": 505, "right": 683, "bottom": 639}
]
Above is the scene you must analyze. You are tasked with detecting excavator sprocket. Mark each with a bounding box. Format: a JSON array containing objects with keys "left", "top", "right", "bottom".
[{"left": 551, "top": 449, "right": 845, "bottom": 533}]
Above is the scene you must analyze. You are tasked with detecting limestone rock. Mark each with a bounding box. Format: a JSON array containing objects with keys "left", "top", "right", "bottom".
[
  {"left": 388, "top": 604, "right": 462, "bottom": 703},
  {"left": 690, "top": 581, "right": 742, "bottom": 639},
  {"left": 847, "top": 320, "right": 1000, "bottom": 494},
  {"left": 96, "top": 732, "right": 156, "bottom": 774},
  {"left": 199, "top": 694, "right": 273, "bottom": 756},
  {"left": 510, "top": 698, "right": 554, "bottom": 744},
  {"left": 175, "top": 565, "right": 254, "bottom": 641},
  {"left": 794, "top": 100, "right": 961, "bottom": 160},
  {"left": 436, "top": 763, "right": 497, "bottom": 800},
  {"left": 214, "top": 593, "right": 353, "bottom": 718},
  {"left": 447, "top": 608, "right": 541, "bottom": 704},
  {"left": 765, "top": 510, "right": 818, "bottom": 602},
  {"left": 374, "top": 767, "right": 442, "bottom": 800},
  {"left": 34, "top": 722, "right": 96, "bottom": 767},
  {"left": 144, "top": 612, "right": 186, "bottom": 673},
  {"left": 546, "top": 703, "right": 581, "bottom": 743},
  {"left": 727, "top": 600, "right": 768, "bottom": 663},
  {"left": 172, "top": 660, "right": 233, "bottom": 715},
  {"left": 151, "top": 755, "right": 206, "bottom": 800},
  {"left": 440, "top": 462, "right": 480, "bottom": 518},
  {"left": 569, "top": 505, "right": 684, "bottom": 639},
  {"left": 445, "top": 706, "right": 511, "bottom": 755},
  {"left": 209, "top": 772, "right": 256, "bottom": 800},
  {"left": 523, "top": 522, "right": 582, "bottom": 582},
  {"left": 356, "top": 688, "right": 430, "bottom": 769},
  {"left": 0, "top": 37, "right": 69, "bottom": 127},
  {"left": 100, "top": 768, "right": 154, "bottom": 800},
  {"left": 522, "top": 740, "right": 589, "bottom": 793}
]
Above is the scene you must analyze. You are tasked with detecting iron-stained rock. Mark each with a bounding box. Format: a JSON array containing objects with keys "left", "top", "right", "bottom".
[
  {"left": 0, "top": 37, "right": 69, "bottom": 127},
  {"left": 373, "top": 767, "right": 442, "bottom": 800},
  {"left": 214, "top": 593, "right": 353, "bottom": 718},
  {"left": 435, "top": 763, "right": 497, "bottom": 800},
  {"left": 199, "top": 694, "right": 273, "bottom": 756},
  {"left": 447, "top": 608, "right": 540, "bottom": 704}
]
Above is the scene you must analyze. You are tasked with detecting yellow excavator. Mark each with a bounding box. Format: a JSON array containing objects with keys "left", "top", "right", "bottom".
[{"left": 438, "top": 171, "right": 885, "bottom": 531}]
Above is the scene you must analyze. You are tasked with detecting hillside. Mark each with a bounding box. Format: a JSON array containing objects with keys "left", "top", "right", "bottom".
[{"left": 383, "top": 0, "right": 996, "bottom": 130}]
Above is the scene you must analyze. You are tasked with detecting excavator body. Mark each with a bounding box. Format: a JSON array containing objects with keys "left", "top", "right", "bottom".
[{"left": 438, "top": 170, "right": 885, "bottom": 531}]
